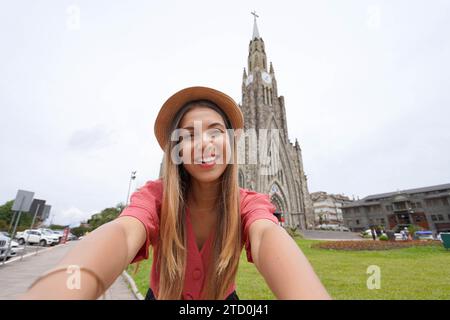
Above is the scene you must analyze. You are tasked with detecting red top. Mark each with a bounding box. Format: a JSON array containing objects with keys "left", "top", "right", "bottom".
[{"left": 118, "top": 179, "right": 279, "bottom": 300}]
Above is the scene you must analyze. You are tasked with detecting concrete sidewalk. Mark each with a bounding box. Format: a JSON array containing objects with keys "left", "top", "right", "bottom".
[
  {"left": 0, "top": 241, "right": 136, "bottom": 300},
  {"left": 299, "top": 230, "right": 363, "bottom": 241}
]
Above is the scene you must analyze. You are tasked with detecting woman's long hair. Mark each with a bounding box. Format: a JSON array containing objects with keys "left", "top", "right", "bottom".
[{"left": 157, "top": 100, "right": 242, "bottom": 300}]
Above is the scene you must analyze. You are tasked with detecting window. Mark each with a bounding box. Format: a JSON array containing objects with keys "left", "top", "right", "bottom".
[
  {"left": 354, "top": 207, "right": 360, "bottom": 213},
  {"left": 431, "top": 215, "right": 437, "bottom": 221},
  {"left": 442, "top": 198, "right": 449, "bottom": 206},
  {"left": 410, "top": 202, "right": 416, "bottom": 209},
  {"left": 356, "top": 219, "right": 360, "bottom": 225},
  {"left": 385, "top": 205, "right": 393, "bottom": 211},
  {"left": 448, "top": 214, "right": 450, "bottom": 220},
  {"left": 380, "top": 218, "right": 385, "bottom": 224},
  {"left": 394, "top": 202, "right": 406, "bottom": 210},
  {"left": 438, "top": 215, "right": 444, "bottom": 221},
  {"left": 415, "top": 216, "right": 422, "bottom": 222},
  {"left": 364, "top": 207, "right": 371, "bottom": 213},
  {"left": 416, "top": 202, "right": 422, "bottom": 208}
]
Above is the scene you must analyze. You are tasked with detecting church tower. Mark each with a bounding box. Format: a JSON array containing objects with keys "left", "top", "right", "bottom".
[{"left": 238, "top": 13, "right": 314, "bottom": 230}]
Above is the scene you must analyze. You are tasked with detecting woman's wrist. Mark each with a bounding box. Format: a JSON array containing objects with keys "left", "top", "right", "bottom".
[{"left": 20, "top": 266, "right": 103, "bottom": 300}]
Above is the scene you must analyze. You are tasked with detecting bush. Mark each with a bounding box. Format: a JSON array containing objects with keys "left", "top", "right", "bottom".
[
  {"left": 285, "top": 226, "right": 302, "bottom": 239},
  {"left": 379, "top": 234, "right": 389, "bottom": 241},
  {"left": 312, "top": 240, "right": 441, "bottom": 251},
  {"left": 408, "top": 224, "right": 424, "bottom": 235}
]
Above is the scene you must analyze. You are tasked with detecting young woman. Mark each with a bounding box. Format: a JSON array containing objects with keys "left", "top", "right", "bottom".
[{"left": 21, "top": 86, "right": 331, "bottom": 300}]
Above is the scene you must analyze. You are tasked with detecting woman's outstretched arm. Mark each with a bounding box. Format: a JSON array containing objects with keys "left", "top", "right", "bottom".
[
  {"left": 19, "top": 216, "right": 146, "bottom": 299},
  {"left": 249, "top": 220, "right": 331, "bottom": 300}
]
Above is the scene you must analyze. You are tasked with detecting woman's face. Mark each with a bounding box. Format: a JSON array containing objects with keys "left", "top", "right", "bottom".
[{"left": 176, "top": 106, "right": 231, "bottom": 183}]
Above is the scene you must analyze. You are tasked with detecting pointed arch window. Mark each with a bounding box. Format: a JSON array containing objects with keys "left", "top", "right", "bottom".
[{"left": 238, "top": 170, "right": 245, "bottom": 188}]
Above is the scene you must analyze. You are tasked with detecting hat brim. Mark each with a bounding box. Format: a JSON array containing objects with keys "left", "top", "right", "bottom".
[{"left": 154, "top": 86, "right": 244, "bottom": 150}]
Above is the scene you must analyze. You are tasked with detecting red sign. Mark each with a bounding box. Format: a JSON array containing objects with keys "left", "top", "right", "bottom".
[{"left": 62, "top": 227, "right": 70, "bottom": 244}]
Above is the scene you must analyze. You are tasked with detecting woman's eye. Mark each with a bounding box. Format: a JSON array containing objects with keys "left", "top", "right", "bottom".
[
  {"left": 210, "top": 129, "right": 224, "bottom": 137},
  {"left": 181, "top": 133, "right": 194, "bottom": 140}
]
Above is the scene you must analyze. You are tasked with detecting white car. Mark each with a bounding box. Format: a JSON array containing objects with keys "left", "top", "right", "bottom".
[
  {"left": 318, "top": 224, "right": 340, "bottom": 231},
  {"left": 337, "top": 226, "right": 351, "bottom": 232},
  {"left": 16, "top": 229, "right": 59, "bottom": 246},
  {"left": 39, "top": 228, "right": 63, "bottom": 243},
  {"left": 394, "top": 233, "right": 404, "bottom": 240},
  {"left": 0, "top": 232, "right": 22, "bottom": 248},
  {"left": 361, "top": 229, "right": 374, "bottom": 237},
  {"left": 0, "top": 233, "right": 21, "bottom": 260}
]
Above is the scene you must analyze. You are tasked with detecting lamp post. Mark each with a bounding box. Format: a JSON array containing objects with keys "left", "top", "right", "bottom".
[{"left": 125, "top": 171, "right": 137, "bottom": 207}]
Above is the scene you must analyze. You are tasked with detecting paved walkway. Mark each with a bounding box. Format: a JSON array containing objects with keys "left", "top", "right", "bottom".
[
  {"left": 0, "top": 241, "right": 136, "bottom": 300},
  {"left": 299, "top": 230, "right": 363, "bottom": 241}
]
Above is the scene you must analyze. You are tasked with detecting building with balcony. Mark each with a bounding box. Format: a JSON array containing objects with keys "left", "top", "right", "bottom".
[{"left": 341, "top": 183, "right": 450, "bottom": 235}]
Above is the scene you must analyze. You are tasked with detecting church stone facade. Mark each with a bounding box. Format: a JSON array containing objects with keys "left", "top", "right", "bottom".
[{"left": 237, "top": 18, "right": 314, "bottom": 230}]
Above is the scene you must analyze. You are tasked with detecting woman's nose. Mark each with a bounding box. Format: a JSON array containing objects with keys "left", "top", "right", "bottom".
[
  {"left": 193, "top": 130, "right": 213, "bottom": 146},
  {"left": 193, "top": 131, "right": 215, "bottom": 155}
]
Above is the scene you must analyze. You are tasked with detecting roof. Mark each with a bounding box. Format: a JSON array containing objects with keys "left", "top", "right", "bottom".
[
  {"left": 362, "top": 183, "right": 450, "bottom": 201},
  {"left": 342, "top": 200, "right": 380, "bottom": 208}
]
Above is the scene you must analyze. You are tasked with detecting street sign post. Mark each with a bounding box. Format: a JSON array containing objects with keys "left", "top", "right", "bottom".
[{"left": 2, "top": 190, "right": 34, "bottom": 264}]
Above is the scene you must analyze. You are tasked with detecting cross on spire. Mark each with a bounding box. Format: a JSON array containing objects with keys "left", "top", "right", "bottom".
[{"left": 251, "top": 11, "right": 260, "bottom": 39}]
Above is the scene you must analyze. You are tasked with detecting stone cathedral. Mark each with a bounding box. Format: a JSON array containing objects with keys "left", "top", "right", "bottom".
[{"left": 238, "top": 16, "right": 314, "bottom": 230}]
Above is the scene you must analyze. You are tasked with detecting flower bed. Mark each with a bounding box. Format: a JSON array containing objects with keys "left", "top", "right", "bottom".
[{"left": 311, "top": 240, "right": 442, "bottom": 251}]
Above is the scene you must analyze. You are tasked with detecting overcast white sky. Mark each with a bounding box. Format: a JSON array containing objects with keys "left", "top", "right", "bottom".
[{"left": 1, "top": 1, "right": 449, "bottom": 226}]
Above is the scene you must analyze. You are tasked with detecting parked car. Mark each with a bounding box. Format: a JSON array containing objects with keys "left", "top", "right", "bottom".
[
  {"left": 337, "top": 226, "right": 351, "bottom": 232},
  {"left": 0, "top": 233, "right": 20, "bottom": 260},
  {"left": 0, "top": 232, "right": 22, "bottom": 248},
  {"left": 15, "top": 229, "right": 59, "bottom": 246},
  {"left": 394, "top": 233, "right": 404, "bottom": 240},
  {"left": 361, "top": 229, "right": 374, "bottom": 237},
  {"left": 414, "top": 231, "right": 434, "bottom": 240},
  {"left": 0, "top": 231, "right": 10, "bottom": 237},
  {"left": 318, "top": 224, "right": 341, "bottom": 231},
  {"left": 39, "top": 228, "right": 63, "bottom": 243},
  {"left": 68, "top": 232, "right": 78, "bottom": 241}
]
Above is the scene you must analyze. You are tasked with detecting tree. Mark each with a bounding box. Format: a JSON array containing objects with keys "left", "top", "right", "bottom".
[
  {"left": 0, "top": 200, "right": 34, "bottom": 232},
  {"left": 48, "top": 224, "right": 69, "bottom": 230},
  {"left": 86, "top": 203, "right": 124, "bottom": 231},
  {"left": 408, "top": 224, "right": 424, "bottom": 238},
  {"left": 70, "top": 225, "right": 90, "bottom": 237},
  {"left": 318, "top": 213, "right": 324, "bottom": 225},
  {"left": 0, "top": 200, "right": 14, "bottom": 227}
]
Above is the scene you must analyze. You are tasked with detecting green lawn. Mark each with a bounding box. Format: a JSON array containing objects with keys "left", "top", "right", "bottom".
[{"left": 127, "top": 237, "right": 450, "bottom": 299}]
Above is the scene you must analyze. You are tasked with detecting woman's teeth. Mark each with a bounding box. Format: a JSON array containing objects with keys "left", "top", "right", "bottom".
[{"left": 202, "top": 156, "right": 216, "bottom": 163}]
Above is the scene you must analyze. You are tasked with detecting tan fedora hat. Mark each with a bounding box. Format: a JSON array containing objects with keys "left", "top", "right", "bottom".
[{"left": 154, "top": 86, "right": 244, "bottom": 150}]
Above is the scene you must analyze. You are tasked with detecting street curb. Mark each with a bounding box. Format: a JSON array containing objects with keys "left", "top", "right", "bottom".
[{"left": 121, "top": 270, "right": 144, "bottom": 300}]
